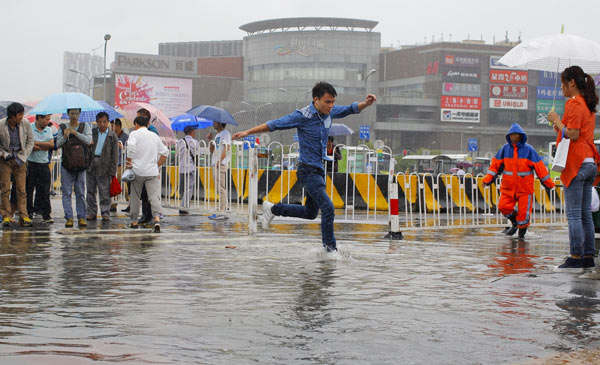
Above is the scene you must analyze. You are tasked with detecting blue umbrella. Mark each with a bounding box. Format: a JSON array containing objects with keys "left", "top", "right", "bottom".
[
  {"left": 28, "top": 92, "right": 104, "bottom": 115},
  {"left": 328, "top": 123, "right": 354, "bottom": 136},
  {"left": 0, "top": 101, "right": 33, "bottom": 119},
  {"left": 187, "top": 105, "right": 238, "bottom": 126},
  {"left": 170, "top": 113, "right": 213, "bottom": 131},
  {"left": 60, "top": 100, "right": 124, "bottom": 122}
]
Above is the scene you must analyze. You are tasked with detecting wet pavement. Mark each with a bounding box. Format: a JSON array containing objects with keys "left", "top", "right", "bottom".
[{"left": 0, "top": 199, "right": 599, "bottom": 364}]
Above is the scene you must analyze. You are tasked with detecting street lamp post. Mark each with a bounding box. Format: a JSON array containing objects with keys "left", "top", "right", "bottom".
[
  {"left": 278, "top": 88, "right": 311, "bottom": 110},
  {"left": 241, "top": 101, "right": 272, "bottom": 126},
  {"left": 103, "top": 33, "right": 111, "bottom": 102},
  {"left": 460, "top": 126, "right": 474, "bottom": 153}
]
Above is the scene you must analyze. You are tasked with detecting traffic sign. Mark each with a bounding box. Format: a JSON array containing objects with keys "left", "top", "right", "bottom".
[
  {"left": 467, "top": 138, "right": 478, "bottom": 152},
  {"left": 359, "top": 125, "right": 370, "bottom": 140}
]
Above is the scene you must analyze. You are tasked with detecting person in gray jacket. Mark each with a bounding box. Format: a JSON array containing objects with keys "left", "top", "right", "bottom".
[
  {"left": 86, "top": 112, "right": 118, "bottom": 221},
  {"left": 0, "top": 102, "right": 34, "bottom": 227}
]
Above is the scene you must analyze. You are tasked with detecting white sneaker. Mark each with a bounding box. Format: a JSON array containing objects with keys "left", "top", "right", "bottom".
[{"left": 262, "top": 200, "right": 275, "bottom": 229}]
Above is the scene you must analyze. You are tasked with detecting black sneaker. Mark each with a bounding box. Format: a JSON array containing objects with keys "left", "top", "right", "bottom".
[
  {"left": 554, "top": 257, "right": 584, "bottom": 273},
  {"left": 121, "top": 206, "right": 130, "bottom": 212},
  {"left": 179, "top": 210, "right": 189, "bottom": 215},
  {"left": 502, "top": 225, "right": 517, "bottom": 236},
  {"left": 582, "top": 256, "right": 595, "bottom": 270},
  {"left": 325, "top": 244, "right": 337, "bottom": 253},
  {"left": 518, "top": 227, "right": 527, "bottom": 239},
  {"left": 42, "top": 216, "right": 54, "bottom": 224}
]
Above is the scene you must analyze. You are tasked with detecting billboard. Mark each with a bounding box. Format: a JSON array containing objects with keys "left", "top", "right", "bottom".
[
  {"left": 440, "top": 96, "right": 481, "bottom": 110},
  {"left": 440, "top": 66, "right": 480, "bottom": 82},
  {"left": 490, "top": 84, "right": 528, "bottom": 99},
  {"left": 443, "top": 54, "right": 480, "bottom": 68},
  {"left": 535, "top": 100, "right": 565, "bottom": 125},
  {"left": 489, "top": 109, "right": 529, "bottom": 124},
  {"left": 489, "top": 70, "right": 529, "bottom": 84},
  {"left": 489, "top": 98, "right": 528, "bottom": 110},
  {"left": 442, "top": 82, "right": 481, "bottom": 97},
  {"left": 441, "top": 109, "right": 480, "bottom": 123},
  {"left": 538, "top": 71, "right": 561, "bottom": 86},
  {"left": 115, "top": 74, "right": 193, "bottom": 118},
  {"left": 536, "top": 86, "right": 564, "bottom": 100}
]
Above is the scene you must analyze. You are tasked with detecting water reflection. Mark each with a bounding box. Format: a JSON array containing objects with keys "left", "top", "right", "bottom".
[
  {"left": 553, "top": 281, "right": 600, "bottom": 348},
  {"left": 489, "top": 239, "right": 536, "bottom": 275},
  {"left": 292, "top": 260, "right": 336, "bottom": 331}
]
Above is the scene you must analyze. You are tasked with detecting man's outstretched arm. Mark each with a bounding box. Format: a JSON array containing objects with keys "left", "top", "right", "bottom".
[
  {"left": 232, "top": 123, "right": 271, "bottom": 140},
  {"left": 357, "top": 94, "right": 377, "bottom": 111}
]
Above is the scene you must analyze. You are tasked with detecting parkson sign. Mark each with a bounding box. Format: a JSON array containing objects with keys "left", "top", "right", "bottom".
[{"left": 113, "top": 52, "right": 197, "bottom": 75}]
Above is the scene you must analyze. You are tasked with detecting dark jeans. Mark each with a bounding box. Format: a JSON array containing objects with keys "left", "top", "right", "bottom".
[
  {"left": 272, "top": 163, "right": 336, "bottom": 250},
  {"left": 565, "top": 162, "right": 597, "bottom": 257},
  {"left": 26, "top": 162, "right": 51, "bottom": 218}
]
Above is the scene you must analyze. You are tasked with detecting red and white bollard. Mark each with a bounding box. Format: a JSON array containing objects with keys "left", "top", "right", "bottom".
[{"left": 385, "top": 168, "right": 403, "bottom": 240}]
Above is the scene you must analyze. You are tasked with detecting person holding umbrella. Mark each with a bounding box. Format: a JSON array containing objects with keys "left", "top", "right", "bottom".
[
  {"left": 0, "top": 102, "right": 34, "bottom": 227},
  {"left": 176, "top": 125, "right": 199, "bottom": 215},
  {"left": 207, "top": 121, "right": 231, "bottom": 216},
  {"left": 232, "top": 82, "right": 376, "bottom": 252},
  {"left": 548, "top": 66, "right": 599, "bottom": 272}
]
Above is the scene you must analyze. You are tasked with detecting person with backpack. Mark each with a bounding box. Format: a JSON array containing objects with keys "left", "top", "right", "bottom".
[
  {"left": 55, "top": 108, "right": 92, "bottom": 227},
  {"left": 86, "top": 112, "right": 118, "bottom": 221}
]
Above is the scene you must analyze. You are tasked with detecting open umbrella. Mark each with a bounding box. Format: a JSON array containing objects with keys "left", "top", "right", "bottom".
[
  {"left": 170, "top": 113, "right": 213, "bottom": 131},
  {"left": 60, "top": 100, "right": 124, "bottom": 122},
  {"left": 328, "top": 123, "right": 354, "bottom": 136},
  {"left": 187, "top": 105, "right": 238, "bottom": 126},
  {"left": 456, "top": 161, "right": 473, "bottom": 168},
  {"left": 497, "top": 32, "right": 600, "bottom": 73},
  {"left": 28, "top": 92, "right": 104, "bottom": 115},
  {"left": 0, "top": 101, "right": 33, "bottom": 119},
  {"left": 123, "top": 102, "right": 176, "bottom": 146}
]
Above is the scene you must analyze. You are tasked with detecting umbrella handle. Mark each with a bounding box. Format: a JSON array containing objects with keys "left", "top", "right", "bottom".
[{"left": 548, "top": 106, "right": 555, "bottom": 127}]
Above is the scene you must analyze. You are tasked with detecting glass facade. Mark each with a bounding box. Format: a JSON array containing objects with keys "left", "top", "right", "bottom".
[{"left": 248, "top": 62, "right": 366, "bottom": 82}]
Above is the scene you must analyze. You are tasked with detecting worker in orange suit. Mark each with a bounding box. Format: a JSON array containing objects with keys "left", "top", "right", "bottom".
[{"left": 482, "top": 123, "right": 555, "bottom": 238}]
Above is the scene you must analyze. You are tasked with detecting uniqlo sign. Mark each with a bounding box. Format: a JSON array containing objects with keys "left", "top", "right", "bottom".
[
  {"left": 440, "top": 96, "right": 482, "bottom": 110},
  {"left": 489, "top": 70, "right": 529, "bottom": 84},
  {"left": 489, "top": 98, "right": 529, "bottom": 110}
]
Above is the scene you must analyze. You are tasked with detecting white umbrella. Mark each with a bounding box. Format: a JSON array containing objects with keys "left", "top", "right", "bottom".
[{"left": 498, "top": 32, "right": 600, "bottom": 73}]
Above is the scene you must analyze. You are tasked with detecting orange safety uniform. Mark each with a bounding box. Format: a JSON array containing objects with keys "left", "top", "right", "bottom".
[{"left": 483, "top": 123, "right": 555, "bottom": 228}]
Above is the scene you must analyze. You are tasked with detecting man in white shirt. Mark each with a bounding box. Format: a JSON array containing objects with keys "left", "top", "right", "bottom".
[
  {"left": 176, "top": 125, "right": 199, "bottom": 214},
  {"left": 126, "top": 116, "right": 169, "bottom": 232},
  {"left": 207, "top": 122, "right": 231, "bottom": 214}
]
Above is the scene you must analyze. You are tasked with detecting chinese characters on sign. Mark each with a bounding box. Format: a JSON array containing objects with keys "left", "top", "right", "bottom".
[
  {"left": 490, "top": 70, "right": 528, "bottom": 84},
  {"left": 489, "top": 85, "right": 528, "bottom": 99},
  {"left": 442, "top": 83, "right": 481, "bottom": 97},
  {"left": 440, "top": 96, "right": 482, "bottom": 110},
  {"left": 444, "top": 54, "right": 480, "bottom": 68},
  {"left": 441, "top": 109, "right": 480, "bottom": 123}
]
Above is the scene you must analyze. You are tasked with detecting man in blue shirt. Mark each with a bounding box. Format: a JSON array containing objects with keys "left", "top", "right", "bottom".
[
  {"left": 232, "top": 82, "right": 376, "bottom": 252},
  {"left": 26, "top": 114, "right": 54, "bottom": 223}
]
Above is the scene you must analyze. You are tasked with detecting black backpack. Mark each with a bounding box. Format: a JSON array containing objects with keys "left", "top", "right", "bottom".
[{"left": 61, "top": 123, "right": 92, "bottom": 172}]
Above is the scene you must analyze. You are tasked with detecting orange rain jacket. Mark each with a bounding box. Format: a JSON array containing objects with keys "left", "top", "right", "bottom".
[{"left": 483, "top": 123, "right": 555, "bottom": 195}]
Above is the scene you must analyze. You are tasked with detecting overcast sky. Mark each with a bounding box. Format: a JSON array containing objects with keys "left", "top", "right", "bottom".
[{"left": 2, "top": 0, "right": 598, "bottom": 102}]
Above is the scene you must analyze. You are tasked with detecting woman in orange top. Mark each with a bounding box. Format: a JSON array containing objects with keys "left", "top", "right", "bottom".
[{"left": 548, "top": 65, "right": 599, "bottom": 273}]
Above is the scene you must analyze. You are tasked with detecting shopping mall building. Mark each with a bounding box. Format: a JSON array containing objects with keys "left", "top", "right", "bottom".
[{"left": 68, "top": 17, "right": 588, "bottom": 156}]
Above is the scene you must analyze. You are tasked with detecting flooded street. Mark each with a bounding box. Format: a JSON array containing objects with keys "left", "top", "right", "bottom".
[{"left": 1, "top": 216, "right": 599, "bottom": 364}]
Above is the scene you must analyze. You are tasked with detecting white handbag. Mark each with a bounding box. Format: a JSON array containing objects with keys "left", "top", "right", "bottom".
[
  {"left": 121, "top": 168, "right": 136, "bottom": 181},
  {"left": 551, "top": 130, "right": 570, "bottom": 172}
]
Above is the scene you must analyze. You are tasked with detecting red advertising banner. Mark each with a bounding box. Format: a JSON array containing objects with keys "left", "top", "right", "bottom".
[
  {"left": 489, "top": 84, "right": 528, "bottom": 99},
  {"left": 489, "top": 70, "right": 529, "bottom": 84},
  {"left": 440, "top": 96, "right": 482, "bottom": 110}
]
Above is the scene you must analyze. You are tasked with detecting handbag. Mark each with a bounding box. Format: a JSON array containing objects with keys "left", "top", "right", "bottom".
[
  {"left": 110, "top": 176, "right": 122, "bottom": 197},
  {"left": 551, "top": 130, "right": 570, "bottom": 172}
]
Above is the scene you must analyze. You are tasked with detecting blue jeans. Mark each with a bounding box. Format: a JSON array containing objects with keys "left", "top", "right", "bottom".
[
  {"left": 565, "top": 162, "right": 597, "bottom": 257},
  {"left": 272, "top": 164, "right": 336, "bottom": 250},
  {"left": 61, "top": 165, "right": 86, "bottom": 220}
]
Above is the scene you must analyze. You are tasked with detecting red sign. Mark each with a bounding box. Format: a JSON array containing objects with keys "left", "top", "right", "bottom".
[
  {"left": 426, "top": 61, "right": 439, "bottom": 75},
  {"left": 490, "top": 70, "right": 529, "bottom": 84},
  {"left": 440, "top": 96, "right": 482, "bottom": 110},
  {"left": 489, "top": 84, "right": 528, "bottom": 99}
]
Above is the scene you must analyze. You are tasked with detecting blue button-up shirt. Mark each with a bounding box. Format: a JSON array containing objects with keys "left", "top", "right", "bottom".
[
  {"left": 266, "top": 102, "right": 360, "bottom": 170},
  {"left": 94, "top": 129, "right": 109, "bottom": 156}
]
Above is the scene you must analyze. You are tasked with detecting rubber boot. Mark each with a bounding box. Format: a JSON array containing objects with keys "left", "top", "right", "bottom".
[
  {"left": 518, "top": 227, "right": 527, "bottom": 239},
  {"left": 502, "top": 213, "right": 518, "bottom": 236}
]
